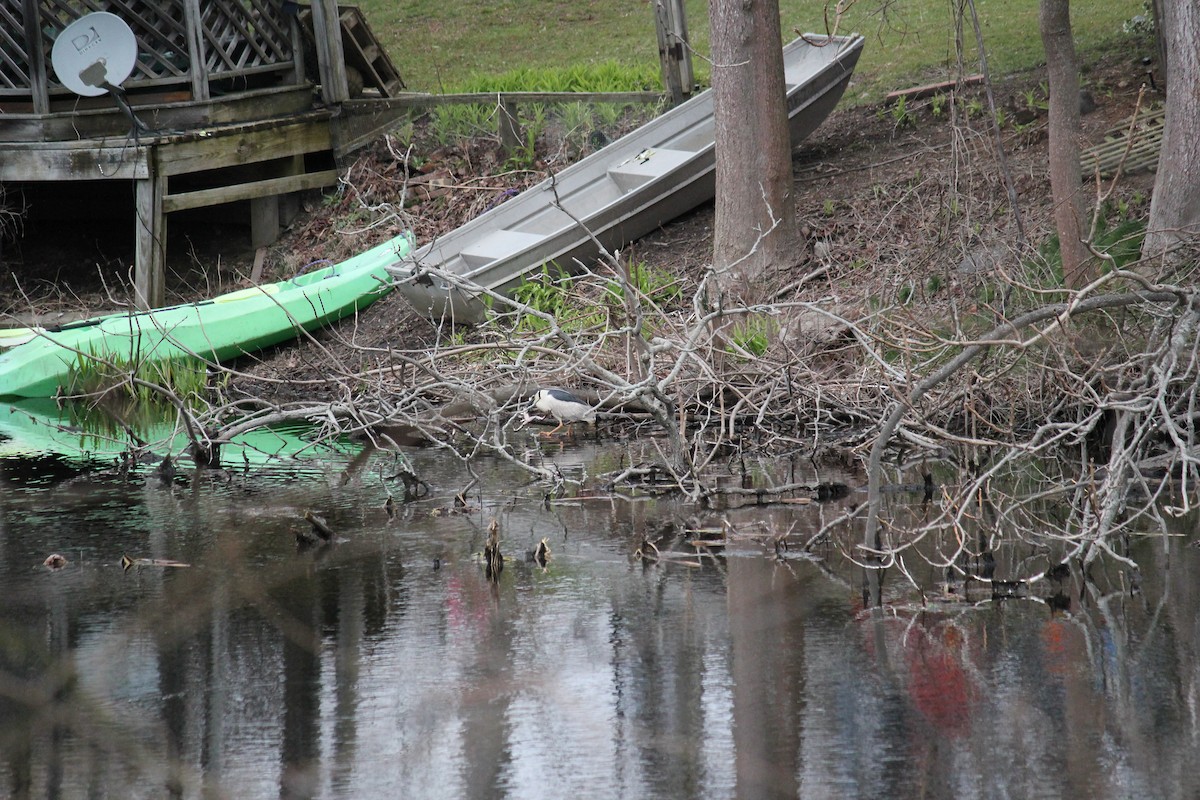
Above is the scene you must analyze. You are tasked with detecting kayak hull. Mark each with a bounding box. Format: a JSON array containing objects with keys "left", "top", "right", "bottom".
[{"left": 0, "top": 233, "right": 413, "bottom": 398}]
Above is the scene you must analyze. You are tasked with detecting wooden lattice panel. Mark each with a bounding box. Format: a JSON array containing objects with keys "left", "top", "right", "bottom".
[
  {"left": 37, "top": 0, "right": 190, "bottom": 89},
  {"left": 3, "top": 0, "right": 296, "bottom": 97},
  {"left": 199, "top": 0, "right": 292, "bottom": 75},
  {"left": 1082, "top": 106, "right": 1165, "bottom": 178},
  {"left": 0, "top": 3, "right": 32, "bottom": 93}
]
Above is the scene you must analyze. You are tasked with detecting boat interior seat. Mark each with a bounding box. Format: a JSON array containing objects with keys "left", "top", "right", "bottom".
[
  {"left": 607, "top": 148, "right": 696, "bottom": 193},
  {"left": 459, "top": 229, "right": 545, "bottom": 269},
  {"left": 664, "top": 128, "right": 712, "bottom": 152}
]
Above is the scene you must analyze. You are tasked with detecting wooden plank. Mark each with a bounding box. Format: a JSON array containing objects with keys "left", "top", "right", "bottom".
[
  {"left": 0, "top": 116, "right": 55, "bottom": 140},
  {"left": 162, "top": 107, "right": 332, "bottom": 137},
  {"left": 159, "top": 121, "right": 332, "bottom": 176},
  {"left": 162, "top": 169, "right": 339, "bottom": 212},
  {"left": 1, "top": 86, "right": 315, "bottom": 142},
  {"left": 885, "top": 74, "right": 984, "bottom": 104},
  {"left": 44, "top": 89, "right": 195, "bottom": 110},
  {"left": 330, "top": 101, "right": 400, "bottom": 157},
  {"left": 346, "top": 89, "right": 664, "bottom": 109},
  {"left": 2, "top": 89, "right": 656, "bottom": 146},
  {"left": 165, "top": 85, "right": 315, "bottom": 127},
  {"left": 331, "top": 91, "right": 660, "bottom": 157},
  {"left": 0, "top": 146, "right": 150, "bottom": 180}
]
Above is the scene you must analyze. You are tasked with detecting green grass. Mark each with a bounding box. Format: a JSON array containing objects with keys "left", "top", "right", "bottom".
[
  {"left": 728, "top": 315, "right": 777, "bottom": 359},
  {"left": 603, "top": 261, "right": 682, "bottom": 308},
  {"left": 500, "top": 259, "right": 681, "bottom": 334},
  {"left": 67, "top": 353, "right": 217, "bottom": 410},
  {"left": 371, "top": 1, "right": 1146, "bottom": 100},
  {"left": 421, "top": 59, "right": 662, "bottom": 145},
  {"left": 454, "top": 61, "right": 661, "bottom": 94}
]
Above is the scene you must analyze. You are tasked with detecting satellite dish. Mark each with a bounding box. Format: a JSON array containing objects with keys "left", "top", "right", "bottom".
[{"left": 50, "top": 11, "right": 138, "bottom": 97}]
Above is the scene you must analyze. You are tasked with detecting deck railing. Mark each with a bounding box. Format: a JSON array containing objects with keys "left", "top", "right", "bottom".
[{"left": 0, "top": 0, "right": 301, "bottom": 113}]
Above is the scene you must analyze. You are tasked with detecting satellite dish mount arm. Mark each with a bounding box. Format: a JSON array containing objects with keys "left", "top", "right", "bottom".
[{"left": 79, "top": 58, "right": 152, "bottom": 134}]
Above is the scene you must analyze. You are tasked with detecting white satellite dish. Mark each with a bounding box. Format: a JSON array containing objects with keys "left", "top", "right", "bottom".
[{"left": 50, "top": 11, "right": 138, "bottom": 97}]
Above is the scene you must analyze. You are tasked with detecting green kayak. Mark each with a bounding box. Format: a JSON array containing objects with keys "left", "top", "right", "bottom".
[
  {"left": 0, "top": 233, "right": 412, "bottom": 398},
  {"left": 0, "top": 398, "right": 357, "bottom": 466}
]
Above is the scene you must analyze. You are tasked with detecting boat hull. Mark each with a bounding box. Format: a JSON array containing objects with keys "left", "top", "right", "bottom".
[
  {"left": 0, "top": 233, "right": 413, "bottom": 398},
  {"left": 388, "top": 34, "right": 865, "bottom": 323}
]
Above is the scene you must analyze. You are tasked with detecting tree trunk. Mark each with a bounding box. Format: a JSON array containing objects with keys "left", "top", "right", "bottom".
[
  {"left": 1142, "top": 0, "right": 1200, "bottom": 266},
  {"left": 1039, "top": 0, "right": 1092, "bottom": 288},
  {"left": 710, "top": 0, "right": 798, "bottom": 302}
]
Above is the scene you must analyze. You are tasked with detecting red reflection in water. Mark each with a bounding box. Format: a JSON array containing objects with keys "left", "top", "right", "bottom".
[
  {"left": 905, "top": 623, "right": 976, "bottom": 735},
  {"left": 1040, "top": 615, "right": 1078, "bottom": 677},
  {"left": 859, "top": 611, "right": 981, "bottom": 737},
  {"left": 446, "top": 574, "right": 494, "bottom": 635}
]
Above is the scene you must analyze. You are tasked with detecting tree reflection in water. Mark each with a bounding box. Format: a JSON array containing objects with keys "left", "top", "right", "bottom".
[{"left": 0, "top": 444, "right": 1199, "bottom": 798}]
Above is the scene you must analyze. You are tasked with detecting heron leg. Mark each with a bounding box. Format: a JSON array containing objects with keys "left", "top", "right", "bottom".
[{"left": 542, "top": 421, "right": 565, "bottom": 437}]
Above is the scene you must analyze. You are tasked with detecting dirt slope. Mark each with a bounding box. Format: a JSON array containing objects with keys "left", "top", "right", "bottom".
[{"left": 1, "top": 45, "right": 1160, "bottom": 405}]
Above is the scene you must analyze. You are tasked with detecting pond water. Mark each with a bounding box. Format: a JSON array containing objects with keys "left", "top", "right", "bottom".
[{"left": 2, "top": 404, "right": 1200, "bottom": 799}]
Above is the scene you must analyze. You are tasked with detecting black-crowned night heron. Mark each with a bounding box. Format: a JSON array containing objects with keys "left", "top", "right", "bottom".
[{"left": 526, "top": 388, "right": 596, "bottom": 436}]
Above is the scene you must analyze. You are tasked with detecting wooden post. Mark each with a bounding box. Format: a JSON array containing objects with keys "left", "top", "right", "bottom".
[
  {"left": 279, "top": 155, "right": 305, "bottom": 228},
  {"left": 134, "top": 152, "right": 167, "bottom": 309},
  {"left": 250, "top": 196, "right": 281, "bottom": 249},
  {"left": 669, "top": 0, "right": 693, "bottom": 98},
  {"left": 182, "top": 0, "right": 209, "bottom": 101},
  {"left": 654, "top": 1, "right": 683, "bottom": 106},
  {"left": 654, "top": 0, "right": 693, "bottom": 105},
  {"left": 22, "top": 0, "right": 49, "bottom": 115},
  {"left": 288, "top": 5, "right": 307, "bottom": 87},
  {"left": 253, "top": 155, "right": 307, "bottom": 248},
  {"left": 309, "top": 0, "right": 350, "bottom": 104},
  {"left": 498, "top": 97, "right": 522, "bottom": 158}
]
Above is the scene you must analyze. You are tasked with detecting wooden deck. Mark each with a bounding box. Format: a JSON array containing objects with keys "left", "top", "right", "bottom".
[
  {"left": 0, "top": 2, "right": 675, "bottom": 311},
  {"left": 0, "top": 1, "right": 393, "bottom": 309},
  {"left": 3, "top": 111, "right": 339, "bottom": 307}
]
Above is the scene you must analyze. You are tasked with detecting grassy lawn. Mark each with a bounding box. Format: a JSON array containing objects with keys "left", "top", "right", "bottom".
[{"left": 362, "top": 0, "right": 1147, "bottom": 99}]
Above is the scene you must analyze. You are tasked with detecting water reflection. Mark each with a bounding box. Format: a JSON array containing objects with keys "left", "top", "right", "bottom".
[{"left": 1, "top": 430, "right": 1200, "bottom": 798}]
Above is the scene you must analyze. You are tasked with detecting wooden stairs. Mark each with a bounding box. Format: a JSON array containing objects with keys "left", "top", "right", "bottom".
[{"left": 301, "top": 4, "right": 405, "bottom": 98}]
